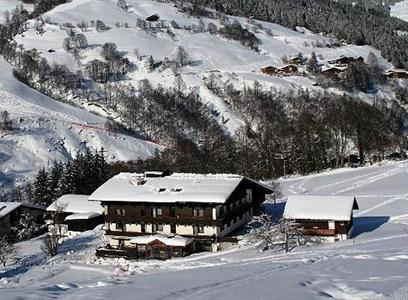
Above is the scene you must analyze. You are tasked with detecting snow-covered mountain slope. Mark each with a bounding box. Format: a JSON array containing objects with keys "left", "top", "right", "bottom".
[
  {"left": 391, "top": 0, "right": 408, "bottom": 22},
  {"left": 0, "top": 0, "right": 34, "bottom": 24},
  {"left": 1, "top": 161, "right": 408, "bottom": 299},
  {"left": 12, "top": 0, "right": 393, "bottom": 135},
  {"left": 0, "top": 58, "right": 161, "bottom": 188}
]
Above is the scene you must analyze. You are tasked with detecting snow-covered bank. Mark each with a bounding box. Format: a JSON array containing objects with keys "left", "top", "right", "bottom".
[{"left": 1, "top": 161, "right": 408, "bottom": 299}]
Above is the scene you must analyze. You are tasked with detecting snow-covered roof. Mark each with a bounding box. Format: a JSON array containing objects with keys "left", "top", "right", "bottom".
[
  {"left": 0, "top": 202, "right": 22, "bottom": 218},
  {"left": 46, "top": 194, "right": 103, "bottom": 214},
  {"left": 130, "top": 234, "right": 193, "bottom": 247},
  {"left": 0, "top": 202, "right": 44, "bottom": 218},
  {"left": 65, "top": 212, "right": 102, "bottom": 221},
  {"left": 89, "top": 172, "right": 273, "bottom": 204},
  {"left": 283, "top": 195, "right": 359, "bottom": 221}
]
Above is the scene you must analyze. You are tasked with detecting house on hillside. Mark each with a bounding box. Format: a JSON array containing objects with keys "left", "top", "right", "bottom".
[
  {"left": 385, "top": 69, "right": 408, "bottom": 79},
  {"left": 46, "top": 194, "right": 104, "bottom": 238},
  {"left": 321, "top": 66, "right": 346, "bottom": 79},
  {"left": 90, "top": 171, "right": 274, "bottom": 258},
  {"left": 0, "top": 202, "right": 45, "bottom": 237},
  {"left": 288, "top": 54, "right": 305, "bottom": 65},
  {"left": 146, "top": 14, "right": 159, "bottom": 22},
  {"left": 279, "top": 64, "right": 298, "bottom": 75},
  {"left": 328, "top": 56, "right": 364, "bottom": 67},
  {"left": 283, "top": 195, "right": 359, "bottom": 242},
  {"left": 261, "top": 66, "right": 278, "bottom": 76}
]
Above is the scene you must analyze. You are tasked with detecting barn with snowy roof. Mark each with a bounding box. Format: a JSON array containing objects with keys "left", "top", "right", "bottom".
[
  {"left": 90, "top": 171, "right": 274, "bottom": 258},
  {"left": 46, "top": 194, "right": 104, "bottom": 238},
  {"left": 283, "top": 195, "right": 359, "bottom": 242}
]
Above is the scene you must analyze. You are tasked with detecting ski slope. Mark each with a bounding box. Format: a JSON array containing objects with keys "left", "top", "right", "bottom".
[
  {"left": 1, "top": 161, "right": 408, "bottom": 299},
  {"left": 0, "top": 58, "right": 161, "bottom": 188},
  {"left": 391, "top": 0, "right": 408, "bottom": 22}
]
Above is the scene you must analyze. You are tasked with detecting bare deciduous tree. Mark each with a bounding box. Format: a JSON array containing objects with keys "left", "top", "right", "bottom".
[
  {"left": 0, "top": 236, "right": 17, "bottom": 267},
  {"left": 247, "top": 214, "right": 305, "bottom": 253}
]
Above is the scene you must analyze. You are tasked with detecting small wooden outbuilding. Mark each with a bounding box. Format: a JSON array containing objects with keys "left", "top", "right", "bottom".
[
  {"left": 130, "top": 234, "right": 193, "bottom": 259},
  {"left": 283, "top": 195, "right": 359, "bottom": 242},
  {"left": 46, "top": 194, "right": 104, "bottom": 237}
]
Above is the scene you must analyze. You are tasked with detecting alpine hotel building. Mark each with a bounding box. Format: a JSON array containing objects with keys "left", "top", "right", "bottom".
[{"left": 89, "top": 171, "right": 273, "bottom": 257}]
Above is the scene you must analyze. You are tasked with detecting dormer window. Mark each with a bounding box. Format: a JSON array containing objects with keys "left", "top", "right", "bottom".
[{"left": 158, "top": 188, "right": 166, "bottom": 193}]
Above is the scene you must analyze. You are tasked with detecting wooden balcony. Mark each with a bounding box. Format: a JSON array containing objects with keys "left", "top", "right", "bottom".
[
  {"left": 96, "top": 247, "right": 139, "bottom": 259},
  {"left": 304, "top": 228, "right": 336, "bottom": 236}
]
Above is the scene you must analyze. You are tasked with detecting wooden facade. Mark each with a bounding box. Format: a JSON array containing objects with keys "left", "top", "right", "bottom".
[
  {"left": 295, "top": 219, "right": 352, "bottom": 238},
  {"left": 0, "top": 203, "right": 45, "bottom": 238},
  {"left": 96, "top": 176, "right": 272, "bottom": 257}
]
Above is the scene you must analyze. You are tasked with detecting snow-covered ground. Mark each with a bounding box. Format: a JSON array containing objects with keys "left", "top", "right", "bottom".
[
  {"left": 391, "top": 0, "right": 408, "bottom": 22},
  {"left": 1, "top": 161, "right": 408, "bottom": 299},
  {"left": 0, "top": 0, "right": 34, "bottom": 24},
  {"left": 0, "top": 58, "right": 161, "bottom": 188}
]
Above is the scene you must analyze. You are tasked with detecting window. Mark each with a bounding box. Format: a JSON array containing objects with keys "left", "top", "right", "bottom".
[
  {"left": 152, "top": 207, "right": 162, "bottom": 218},
  {"left": 171, "top": 224, "right": 176, "bottom": 234},
  {"left": 193, "top": 225, "right": 205, "bottom": 235},
  {"left": 152, "top": 224, "right": 157, "bottom": 233},
  {"left": 219, "top": 206, "right": 224, "bottom": 217},
  {"left": 245, "top": 189, "right": 253, "bottom": 203},
  {"left": 193, "top": 208, "right": 204, "bottom": 217},
  {"left": 157, "top": 224, "right": 164, "bottom": 232},
  {"left": 140, "top": 223, "right": 145, "bottom": 233},
  {"left": 115, "top": 208, "right": 125, "bottom": 216},
  {"left": 170, "top": 207, "right": 176, "bottom": 217},
  {"left": 137, "top": 245, "right": 146, "bottom": 253},
  {"left": 115, "top": 222, "right": 124, "bottom": 231}
]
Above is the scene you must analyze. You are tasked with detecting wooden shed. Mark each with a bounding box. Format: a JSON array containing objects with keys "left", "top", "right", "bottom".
[{"left": 283, "top": 195, "right": 359, "bottom": 242}]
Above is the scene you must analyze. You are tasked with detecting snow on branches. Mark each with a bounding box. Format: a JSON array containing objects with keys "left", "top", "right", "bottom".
[{"left": 247, "top": 214, "right": 305, "bottom": 253}]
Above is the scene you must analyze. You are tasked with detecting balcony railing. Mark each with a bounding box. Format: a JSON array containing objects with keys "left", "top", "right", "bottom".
[
  {"left": 96, "top": 247, "right": 139, "bottom": 259},
  {"left": 304, "top": 228, "right": 336, "bottom": 236}
]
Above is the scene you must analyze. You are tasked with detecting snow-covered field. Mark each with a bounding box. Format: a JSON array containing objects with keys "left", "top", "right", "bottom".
[
  {"left": 0, "top": 58, "right": 161, "bottom": 188},
  {"left": 1, "top": 161, "right": 408, "bottom": 299},
  {"left": 391, "top": 0, "right": 408, "bottom": 22}
]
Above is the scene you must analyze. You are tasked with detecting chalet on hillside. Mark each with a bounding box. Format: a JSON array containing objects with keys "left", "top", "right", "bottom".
[
  {"left": 280, "top": 64, "right": 298, "bottom": 74},
  {"left": 0, "top": 202, "right": 45, "bottom": 237},
  {"left": 321, "top": 66, "right": 346, "bottom": 78},
  {"left": 385, "top": 70, "right": 408, "bottom": 79},
  {"left": 46, "top": 194, "right": 104, "bottom": 238},
  {"left": 283, "top": 195, "right": 359, "bottom": 242},
  {"left": 328, "top": 56, "right": 364, "bottom": 66},
  {"left": 146, "top": 14, "right": 159, "bottom": 22},
  {"left": 90, "top": 171, "right": 274, "bottom": 258},
  {"left": 261, "top": 66, "right": 278, "bottom": 76},
  {"left": 288, "top": 54, "right": 304, "bottom": 65}
]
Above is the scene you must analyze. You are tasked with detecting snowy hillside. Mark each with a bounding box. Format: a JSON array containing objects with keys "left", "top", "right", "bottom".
[
  {"left": 391, "top": 0, "right": 408, "bottom": 22},
  {"left": 0, "top": 58, "right": 161, "bottom": 188},
  {"left": 0, "top": 0, "right": 34, "bottom": 24},
  {"left": 1, "top": 161, "right": 408, "bottom": 299},
  {"left": 12, "top": 0, "right": 393, "bottom": 135}
]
